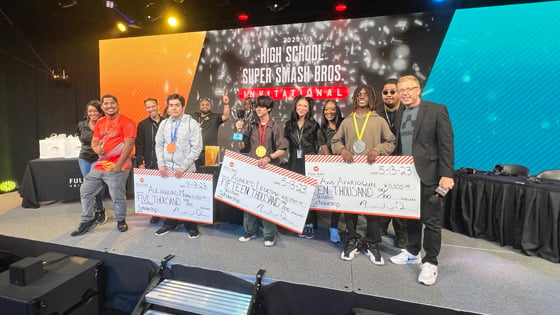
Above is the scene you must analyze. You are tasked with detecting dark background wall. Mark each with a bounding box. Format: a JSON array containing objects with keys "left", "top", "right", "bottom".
[
  {"left": 0, "top": 24, "right": 100, "bottom": 189},
  {"left": 0, "top": 0, "right": 550, "bottom": 191}
]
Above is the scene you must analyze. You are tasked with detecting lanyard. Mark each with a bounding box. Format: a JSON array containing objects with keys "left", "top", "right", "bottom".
[
  {"left": 383, "top": 108, "right": 393, "bottom": 128},
  {"left": 170, "top": 118, "right": 182, "bottom": 143},
  {"left": 258, "top": 120, "right": 269, "bottom": 146},
  {"left": 296, "top": 126, "right": 304, "bottom": 148},
  {"left": 353, "top": 111, "right": 371, "bottom": 141}
]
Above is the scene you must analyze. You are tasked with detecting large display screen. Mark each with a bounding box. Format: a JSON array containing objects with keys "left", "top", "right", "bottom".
[{"left": 100, "top": 1, "right": 560, "bottom": 174}]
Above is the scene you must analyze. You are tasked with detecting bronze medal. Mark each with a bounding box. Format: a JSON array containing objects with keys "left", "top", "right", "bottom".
[{"left": 167, "top": 142, "right": 176, "bottom": 153}]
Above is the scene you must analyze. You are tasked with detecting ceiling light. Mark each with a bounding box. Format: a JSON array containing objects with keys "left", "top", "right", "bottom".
[
  {"left": 266, "top": 0, "right": 290, "bottom": 12},
  {"left": 144, "top": 1, "right": 164, "bottom": 22},
  {"left": 57, "top": 0, "right": 78, "bottom": 9},
  {"left": 334, "top": 3, "right": 347, "bottom": 12},
  {"left": 117, "top": 22, "right": 127, "bottom": 32},
  {"left": 167, "top": 16, "right": 179, "bottom": 27}
]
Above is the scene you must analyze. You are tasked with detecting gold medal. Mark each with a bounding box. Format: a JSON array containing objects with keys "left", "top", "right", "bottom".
[
  {"left": 167, "top": 142, "right": 176, "bottom": 153},
  {"left": 255, "top": 145, "right": 267, "bottom": 158}
]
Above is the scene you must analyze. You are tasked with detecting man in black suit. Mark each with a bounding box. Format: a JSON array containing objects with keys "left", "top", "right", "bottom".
[{"left": 389, "top": 75, "right": 454, "bottom": 286}]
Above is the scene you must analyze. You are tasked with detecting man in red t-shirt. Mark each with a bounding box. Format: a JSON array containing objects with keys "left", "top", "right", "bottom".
[{"left": 71, "top": 94, "right": 136, "bottom": 236}]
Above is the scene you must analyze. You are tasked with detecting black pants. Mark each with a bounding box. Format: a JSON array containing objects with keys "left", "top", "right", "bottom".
[
  {"left": 162, "top": 218, "right": 199, "bottom": 232},
  {"left": 305, "top": 210, "right": 318, "bottom": 228},
  {"left": 345, "top": 214, "right": 382, "bottom": 243},
  {"left": 406, "top": 183, "right": 443, "bottom": 265},
  {"left": 379, "top": 216, "right": 408, "bottom": 239}
]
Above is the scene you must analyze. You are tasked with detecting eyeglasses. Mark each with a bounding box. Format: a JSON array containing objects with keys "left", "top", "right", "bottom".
[
  {"left": 382, "top": 90, "right": 396, "bottom": 96},
  {"left": 199, "top": 97, "right": 211, "bottom": 102},
  {"left": 398, "top": 87, "right": 419, "bottom": 94}
]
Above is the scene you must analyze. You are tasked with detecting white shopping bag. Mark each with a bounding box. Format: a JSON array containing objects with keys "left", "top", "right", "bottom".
[
  {"left": 39, "top": 133, "right": 66, "bottom": 159},
  {"left": 64, "top": 135, "right": 82, "bottom": 158}
]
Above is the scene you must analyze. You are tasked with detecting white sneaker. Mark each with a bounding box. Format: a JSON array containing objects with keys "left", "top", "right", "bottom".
[
  {"left": 418, "top": 262, "right": 438, "bottom": 286},
  {"left": 238, "top": 233, "right": 256, "bottom": 243},
  {"left": 389, "top": 249, "right": 421, "bottom": 264},
  {"left": 264, "top": 236, "right": 275, "bottom": 247}
]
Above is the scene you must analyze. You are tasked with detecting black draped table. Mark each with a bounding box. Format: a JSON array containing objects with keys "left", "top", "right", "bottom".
[
  {"left": 445, "top": 171, "right": 560, "bottom": 263},
  {"left": 19, "top": 158, "right": 84, "bottom": 208},
  {"left": 19, "top": 158, "right": 135, "bottom": 208}
]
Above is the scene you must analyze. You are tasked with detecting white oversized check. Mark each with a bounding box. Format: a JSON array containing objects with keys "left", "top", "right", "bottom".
[
  {"left": 215, "top": 150, "right": 317, "bottom": 233},
  {"left": 305, "top": 155, "right": 420, "bottom": 219},
  {"left": 133, "top": 168, "right": 214, "bottom": 224}
]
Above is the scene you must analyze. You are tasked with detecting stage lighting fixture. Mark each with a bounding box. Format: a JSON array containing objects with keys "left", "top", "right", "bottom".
[
  {"left": 117, "top": 22, "right": 127, "bottom": 32},
  {"left": 51, "top": 69, "right": 69, "bottom": 81},
  {"left": 334, "top": 3, "right": 347, "bottom": 12},
  {"left": 266, "top": 0, "right": 290, "bottom": 12},
  {"left": 238, "top": 13, "right": 249, "bottom": 21},
  {"left": 167, "top": 16, "right": 178, "bottom": 27},
  {"left": 144, "top": 1, "right": 164, "bottom": 22},
  {"left": 57, "top": 0, "right": 78, "bottom": 9},
  {"left": 105, "top": 1, "right": 114, "bottom": 8},
  {"left": 0, "top": 180, "right": 17, "bottom": 193}
]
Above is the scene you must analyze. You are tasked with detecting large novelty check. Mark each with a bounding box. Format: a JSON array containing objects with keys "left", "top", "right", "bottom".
[
  {"left": 134, "top": 168, "right": 214, "bottom": 224},
  {"left": 305, "top": 155, "right": 420, "bottom": 218},
  {"left": 215, "top": 150, "right": 317, "bottom": 233}
]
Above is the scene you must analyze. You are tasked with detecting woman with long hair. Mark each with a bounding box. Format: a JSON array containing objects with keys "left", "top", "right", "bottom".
[
  {"left": 317, "top": 99, "right": 344, "bottom": 242},
  {"left": 76, "top": 100, "right": 106, "bottom": 224},
  {"left": 284, "top": 95, "right": 320, "bottom": 238}
]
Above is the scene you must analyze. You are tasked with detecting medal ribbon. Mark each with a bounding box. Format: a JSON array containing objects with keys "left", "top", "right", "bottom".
[
  {"left": 170, "top": 118, "right": 182, "bottom": 143},
  {"left": 353, "top": 111, "right": 371, "bottom": 141},
  {"left": 258, "top": 120, "right": 269, "bottom": 146}
]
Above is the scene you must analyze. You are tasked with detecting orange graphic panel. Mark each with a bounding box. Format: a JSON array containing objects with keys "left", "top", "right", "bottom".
[{"left": 99, "top": 32, "right": 206, "bottom": 124}]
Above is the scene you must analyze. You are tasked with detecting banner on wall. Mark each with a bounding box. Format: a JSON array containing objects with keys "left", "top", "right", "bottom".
[{"left": 99, "top": 13, "right": 451, "bottom": 122}]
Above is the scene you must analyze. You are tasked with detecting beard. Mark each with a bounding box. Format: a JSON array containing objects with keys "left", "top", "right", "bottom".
[
  {"left": 384, "top": 102, "right": 397, "bottom": 109},
  {"left": 200, "top": 109, "right": 211, "bottom": 115}
]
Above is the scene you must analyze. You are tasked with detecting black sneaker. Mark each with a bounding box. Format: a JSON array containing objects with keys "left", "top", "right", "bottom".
[
  {"left": 187, "top": 230, "right": 200, "bottom": 239},
  {"left": 341, "top": 238, "right": 359, "bottom": 261},
  {"left": 366, "top": 243, "right": 385, "bottom": 265},
  {"left": 149, "top": 216, "right": 160, "bottom": 224},
  {"left": 95, "top": 208, "right": 107, "bottom": 225},
  {"left": 117, "top": 220, "right": 128, "bottom": 232},
  {"left": 304, "top": 224, "right": 314, "bottom": 238},
  {"left": 70, "top": 220, "right": 97, "bottom": 237},
  {"left": 155, "top": 225, "right": 176, "bottom": 236}
]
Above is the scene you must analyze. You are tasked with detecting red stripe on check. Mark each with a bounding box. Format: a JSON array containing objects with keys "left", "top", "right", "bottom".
[
  {"left": 133, "top": 168, "right": 212, "bottom": 181},
  {"left": 305, "top": 155, "right": 414, "bottom": 164},
  {"left": 224, "top": 150, "right": 317, "bottom": 186}
]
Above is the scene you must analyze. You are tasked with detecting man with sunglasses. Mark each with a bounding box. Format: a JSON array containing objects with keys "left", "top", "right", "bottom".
[
  {"left": 376, "top": 78, "right": 408, "bottom": 249},
  {"left": 389, "top": 75, "right": 454, "bottom": 286},
  {"left": 190, "top": 92, "right": 231, "bottom": 169}
]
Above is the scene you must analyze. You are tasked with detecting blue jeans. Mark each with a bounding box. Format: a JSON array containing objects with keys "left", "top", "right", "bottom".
[
  {"left": 80, "top": 167, "right": 130, "bottom": 223},
  {"left": 78, "top": 158, "right": 104, "bottom": 212},
  {"left": 243, "top": 212, "right": 277, "bottom": 238}
]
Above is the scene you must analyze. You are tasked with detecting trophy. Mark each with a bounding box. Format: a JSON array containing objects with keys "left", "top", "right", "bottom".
[{"left": 232, "top": 107, "right": 245, "bottom": 141}]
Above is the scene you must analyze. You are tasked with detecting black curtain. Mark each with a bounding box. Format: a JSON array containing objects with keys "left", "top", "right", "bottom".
[{"left": 0, "top": 14, "right": 101, "bottom": 189}]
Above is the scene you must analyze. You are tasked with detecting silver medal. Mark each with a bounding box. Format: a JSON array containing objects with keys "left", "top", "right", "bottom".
[{"left": 352, "top": 140, "right": 366, "bottom": 154}]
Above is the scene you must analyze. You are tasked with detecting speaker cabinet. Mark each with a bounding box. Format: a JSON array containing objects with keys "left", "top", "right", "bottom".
[{"left": 0, "top": 252, "right": 104, "bottom": 315}]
